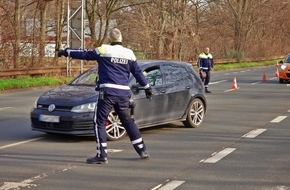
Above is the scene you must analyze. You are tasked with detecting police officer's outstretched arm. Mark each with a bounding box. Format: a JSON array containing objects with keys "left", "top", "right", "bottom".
[{"left": 57, "top": 48, "right": 99, "bottom": 61}]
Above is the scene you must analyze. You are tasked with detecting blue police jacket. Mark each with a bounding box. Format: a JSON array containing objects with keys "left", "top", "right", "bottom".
[
  {"left": 197, "top": 52, "right": 214, "bottom": 71},
  {"left": 66, "top": 43, "right": 149, "bottom": 96}
]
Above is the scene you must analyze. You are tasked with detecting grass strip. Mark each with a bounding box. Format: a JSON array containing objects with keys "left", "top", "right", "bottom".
[{"left": 0, "top": 76, "right": 73, "bottom": 91}]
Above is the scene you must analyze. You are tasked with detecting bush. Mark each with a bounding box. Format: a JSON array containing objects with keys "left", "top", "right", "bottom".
[{"left": 225, "top": 51, "right": 245, "bottom": 62}]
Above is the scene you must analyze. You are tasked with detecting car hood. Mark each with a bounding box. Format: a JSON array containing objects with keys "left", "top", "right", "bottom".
[{"left": 38, "top": 85, "right": 97, "bottom": 106}]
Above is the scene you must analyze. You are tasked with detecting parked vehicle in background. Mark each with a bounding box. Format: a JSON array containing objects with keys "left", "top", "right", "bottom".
[
  {"left": 30, "top": 60, "right": 207, "bottom": 141},
  {"left": 279, "top": 54, "right": 290, "bottom": 83}
]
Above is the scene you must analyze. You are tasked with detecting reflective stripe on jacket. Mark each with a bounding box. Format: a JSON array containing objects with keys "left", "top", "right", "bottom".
[
  {"left": 66, "top": 44, "right": 148, "bottom": 96},
  {"left": 197, "top": 52, "right": 214, "bottom": 71}
]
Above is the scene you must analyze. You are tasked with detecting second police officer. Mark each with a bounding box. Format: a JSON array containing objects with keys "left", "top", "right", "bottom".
[{"left": 197, "top": 47, "right": 214, "bottom": 93}]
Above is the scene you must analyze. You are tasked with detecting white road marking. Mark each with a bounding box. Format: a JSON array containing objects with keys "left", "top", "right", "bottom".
[
  {"left": 242, "top": 129, "right": 267, "bottom": 138},
  {"left": 0, "top": 137, "right": 43, "bottom": 150},
  {"left": 251, "top": 81, "right": 261, "bottom": 85},
  {"left": 251, "top": 77, "right": 277, "bottom": 85},
  {"left": 107, "top": 149, "right": 123, "bottom": 153},
  {"left": 200, "top": 148, "right": 236, "bottom": 163},
  {"left": 0, "top": 107, "right": 13, "bottom": 111},
  {"left": 151, "top": 184, "right": 163, "bottom": 190},
  {"left": 209, "top": 80, "right": 227, "bottom": 85},
  {"left": 0, "top": 165, "right": 76, "bottom": 190},
  {"left": 274, "top": 186, "right": 287, "bottom": 190},
  {"left": 287, "top": 84, "right": 290, "bottom": 87},
  {"left": 224, "top": 88, "right": 239, "bottom": 92},
  {"left": 151, "top": 180, "right": 185, "bottom": 190},
  {"left": 270, "top": 116, "right": 287, "bottom": 123},
  {"left": 269, "top": 77, "right": 277, "bottom": 80},
  {"left": 0, "top": 177, "right": 38, "bottom": 190},
  {"left": 288, "top": 110, "right": 290, "bottom": 112}
]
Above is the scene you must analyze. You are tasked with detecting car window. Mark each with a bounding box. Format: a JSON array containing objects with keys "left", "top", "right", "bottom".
[
  {"left": 285, "top": 55, "right": 290, "bottom": 63},
  {"left": 163, "top": 64, "right": 192, "bottom": 86},
  {"left": 144, "top": 67, "right": 163, "bottom": 86},
  {"left": 70, "top": 68, "right": 98, "bottom": 86},
  {"left": 130, "top": 66, "right": 163, "bottom": 87}
]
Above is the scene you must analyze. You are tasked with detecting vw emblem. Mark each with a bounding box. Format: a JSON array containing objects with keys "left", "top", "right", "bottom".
[{"left": 48, "top": 104, "right": 56, "bottom": 112}]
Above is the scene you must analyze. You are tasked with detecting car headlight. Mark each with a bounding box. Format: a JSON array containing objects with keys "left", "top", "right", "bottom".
[
  {"left": 281, "top": 64, "right": 286, "bottom": 70},
  {"left": 71, "top": 102, "right": 96, "bottom": 113}
]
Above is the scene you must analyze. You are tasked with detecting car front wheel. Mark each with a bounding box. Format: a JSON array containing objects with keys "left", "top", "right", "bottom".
[
  {"left": 106, "top": 111, "right": 127, "bottom": 141},
  {"left": 183, "top": 98, "right": 205, "bottom": 128}
]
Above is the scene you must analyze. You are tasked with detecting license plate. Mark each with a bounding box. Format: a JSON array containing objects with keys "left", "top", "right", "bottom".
[{"left": 39, "top": 115, "right": 60, "bottom": 123}]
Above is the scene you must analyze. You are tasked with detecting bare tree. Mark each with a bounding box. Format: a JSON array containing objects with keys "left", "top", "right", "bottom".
[
  {"left": 1, "top": 0, "right": 290, "bottom": 70},
  {"left": 14, "top": 0, "right": 21, "bottom": 68},
  {"left": 53, "top": 0, "right": 66, "bottom": 65},
  {"left": 38, "top": 0, "right": 49, "bottom": 65},
  {"left": 122, "top": 0, "right": 206, "bottom": 60},
  {"left": 85, "top": 0, "right": 120, "bottom": 47},
  {"left": 85, "top": 0, "right": 152, "bottom": 47},
  {"left": 208, "top": 0, "right": 272, "bottom": 59}
]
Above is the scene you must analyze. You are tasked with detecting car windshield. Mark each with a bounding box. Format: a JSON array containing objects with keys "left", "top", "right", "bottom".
[
  {"left": 70, "top": 67, "right": 98, "bottom": 86},
  {"left": 285, "top": 55, "right": 290, "bottom": 63},
  {"left": 69, "top": 63, "right": 159, "bottom": 87}
]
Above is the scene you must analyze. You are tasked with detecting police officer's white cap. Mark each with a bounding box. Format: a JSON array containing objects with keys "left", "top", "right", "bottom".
[{"left": 109, "top": 28, "right": 122, "bottom": 43}]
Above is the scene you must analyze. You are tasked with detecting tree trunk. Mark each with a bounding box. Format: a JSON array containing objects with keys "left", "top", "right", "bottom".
[
  {"left": 14, "top": 0, "right": 20, "bottom": 69},
  {"left": 39, "top": 1, "right": 48, "bottom": 66},
  {"left": 54, "top": 0, "right": 65, "bottom": 65}
]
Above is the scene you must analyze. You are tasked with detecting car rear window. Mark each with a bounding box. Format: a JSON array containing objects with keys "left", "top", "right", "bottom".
[{"left": 163, "top": 64, "right": 193, "bottom": 86}]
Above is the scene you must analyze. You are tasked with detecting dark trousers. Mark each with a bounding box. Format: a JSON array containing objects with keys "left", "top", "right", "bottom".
[
  {"left": 93, "top": 94, "right": 146, "bottom": 158},
  {"left": 200, "top": 70, "right": 211, "bottom": 88}
]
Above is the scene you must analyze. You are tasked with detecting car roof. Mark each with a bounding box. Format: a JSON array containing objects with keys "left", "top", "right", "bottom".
[
  {"left": 137, "top": 60, "right": 192, "bottom": 69},
  {"left": 88, "top": 60, "right": 193, "bottom": 72}
]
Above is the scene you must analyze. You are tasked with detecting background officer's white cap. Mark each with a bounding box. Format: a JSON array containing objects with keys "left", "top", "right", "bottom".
[{"left": 109, "top": 28, "right": 122, "bottom": 43}]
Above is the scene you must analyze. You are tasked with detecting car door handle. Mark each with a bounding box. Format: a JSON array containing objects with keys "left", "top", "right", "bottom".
[
  {"left": 161, "top": 90, "right": 166, "bottom": 93},
  {"left": 186, "top": 86, "right": 190, "bottom": 89}
]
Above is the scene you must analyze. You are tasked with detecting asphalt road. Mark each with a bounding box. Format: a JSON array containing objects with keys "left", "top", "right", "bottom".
[{"left": 0, "top": 65, "right": 289, "bottom": 190}]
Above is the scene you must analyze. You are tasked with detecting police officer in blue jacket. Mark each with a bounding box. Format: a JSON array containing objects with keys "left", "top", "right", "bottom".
[
  {"left": 197, "top": 47, "right": 214, "bottom": 93},
  {"left": 58, "top": 28, "right": 152, "bottom": 164}
]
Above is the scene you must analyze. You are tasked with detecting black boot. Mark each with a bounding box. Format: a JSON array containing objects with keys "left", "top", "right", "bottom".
[
  {"left": 139, "top": 151, "right": 150, "bottom": 159},
  {"left": 86, "top": 156, "right": 108, "bottom": 164},
  {"left": 205, "top": 88, "right": 211, "bottom": 93}
]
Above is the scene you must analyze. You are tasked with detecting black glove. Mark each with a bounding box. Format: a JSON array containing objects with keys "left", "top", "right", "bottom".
[
  {"left": 57, "top": 49, "right": 68, "bottom": 57},
  {"left": 145, "top": 87, "right": 153, "bottom": 100}
]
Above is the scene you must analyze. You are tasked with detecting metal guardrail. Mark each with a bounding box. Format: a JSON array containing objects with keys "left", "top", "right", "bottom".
[
  {"left": 0, "top": 57, "right": 283, "bottom": 78},
  {"left": 0, "top": 66, "right": 94, "bottom": 78}
]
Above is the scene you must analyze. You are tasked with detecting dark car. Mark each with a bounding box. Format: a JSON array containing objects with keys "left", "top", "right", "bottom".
[{"left": 31, "top": 60, "right": 207, "bottom": 141}]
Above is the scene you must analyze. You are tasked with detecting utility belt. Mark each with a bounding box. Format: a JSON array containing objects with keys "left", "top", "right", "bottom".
[
  {"left": 97, "top": 88, "right": 136, "bottom": 119},
  {"left": 99, "top": 90, "right": 105, "bottom": 100}
]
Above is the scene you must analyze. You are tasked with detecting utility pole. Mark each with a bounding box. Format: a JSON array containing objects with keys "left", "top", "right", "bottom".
[{"left": 66, "top": 0, "right": 85, "bottom": 76}]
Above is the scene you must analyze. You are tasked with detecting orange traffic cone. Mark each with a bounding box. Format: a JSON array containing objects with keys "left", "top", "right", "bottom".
[
  {"left": 263, "top": 71, "right": 267, "bottom": 81},
  {"left": 232, "top": 76, "right": 238, "bottom": 90}
]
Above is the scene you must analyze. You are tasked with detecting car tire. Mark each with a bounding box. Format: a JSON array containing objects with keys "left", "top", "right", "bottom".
[
  {"left": 183, "top": 98, "right": 205, "bottom": 128},
  {"left": 106, "top": 110, "right": 127, "bottom": 141},
  {"left": 279, "top": 78, "right": 284, "bottom": 83}
]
